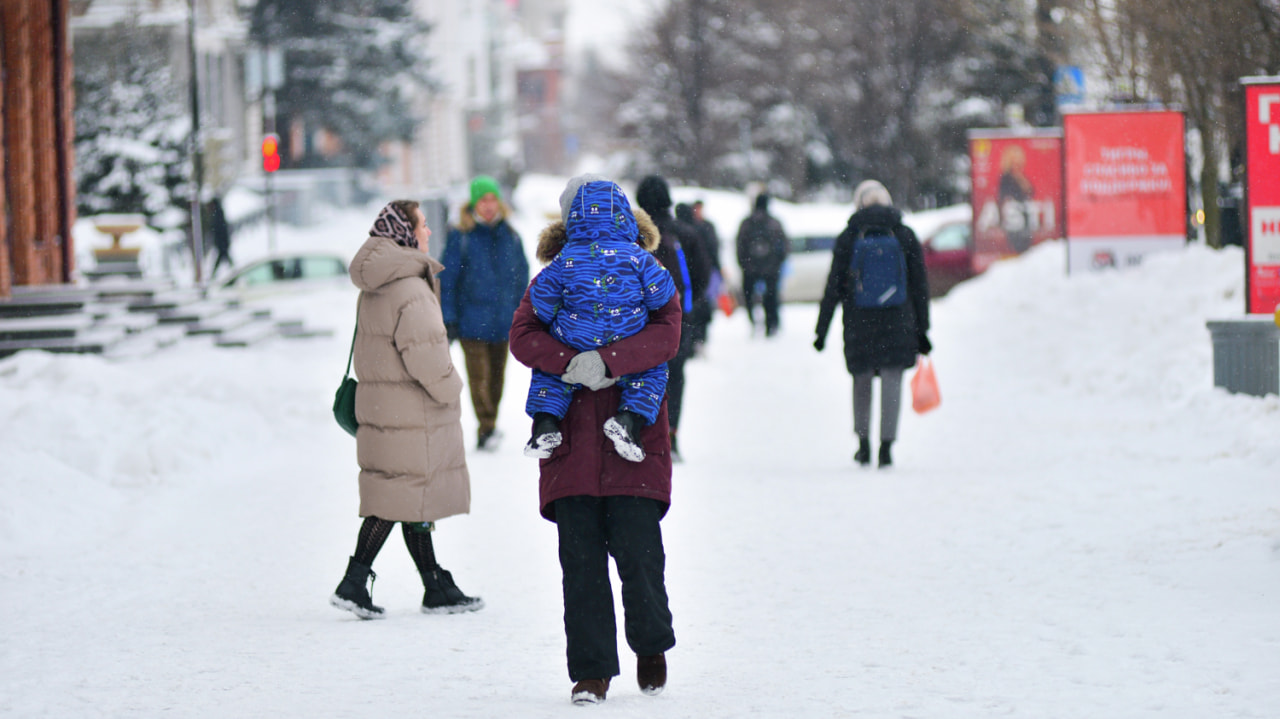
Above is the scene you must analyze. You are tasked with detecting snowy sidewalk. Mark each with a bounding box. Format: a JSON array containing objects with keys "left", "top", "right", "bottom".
[{"left": 1, "top": 241, "right": 1278, "bottom": 717}]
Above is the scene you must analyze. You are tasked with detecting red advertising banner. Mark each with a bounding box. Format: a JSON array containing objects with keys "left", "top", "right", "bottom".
[
  {"left": 1063, "top": 110, "right": 1187, "bottom": 273},
  {"left": 1244, "top": 78, "right": 1280, "bottom": 314},
  {"left": 969, "top": 130, "right": 1064, "bottom": 274}
]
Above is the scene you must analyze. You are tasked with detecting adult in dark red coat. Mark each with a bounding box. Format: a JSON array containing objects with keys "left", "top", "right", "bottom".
[{"left": 509, "top": 259, "right": 682, "bottom": 704}]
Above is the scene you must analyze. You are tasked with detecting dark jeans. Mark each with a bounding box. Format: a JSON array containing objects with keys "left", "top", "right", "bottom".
[
  {"left": 742, "top": 270, "right": 781, "bottom": 332},
  {"left": 554, "top": 495, "right": 675, "bottom": 681}
]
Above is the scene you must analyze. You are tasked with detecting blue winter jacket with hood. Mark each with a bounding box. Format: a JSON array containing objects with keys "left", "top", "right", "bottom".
[
  {"left": 439, "top": 202, "right": 530, "bottom": 344},
  {"left": 528, "top": 181, "right": 675, "bottom": 350}
]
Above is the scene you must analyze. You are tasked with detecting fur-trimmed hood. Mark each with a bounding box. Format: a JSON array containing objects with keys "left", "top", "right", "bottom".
[
  {"left": 454, "top": 199, "right": 515, "bottom": 232},
  {"left": 535, "top": 207, "right": 661, "bottom": 264}
]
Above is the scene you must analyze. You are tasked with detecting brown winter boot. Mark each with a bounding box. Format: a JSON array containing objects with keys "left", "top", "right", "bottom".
[
  {"left": 570, "top": 677, "right": 610, "bottom": 705},
  {"left": 637, "top": 653, "right": 667, "bottom": 695}
]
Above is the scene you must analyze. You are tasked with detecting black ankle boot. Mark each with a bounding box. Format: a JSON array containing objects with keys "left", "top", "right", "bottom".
[
  {"left": 524, "top": 412, "right": 563, "bottom": 458},
  {"left": 604, "top": 410, "right": 646, "bottom": 462},
  {"left": 330, "top": 556, "right": 385, "bottom": 619},
  {"left": 854, "top": 437, "right": 871, "bottom": 466},
  {"left": 421, "top": 567, "right": 484, "bottom": 614},
  {"left": 878, "top": 441, "right": 893, "bottom": 468}
]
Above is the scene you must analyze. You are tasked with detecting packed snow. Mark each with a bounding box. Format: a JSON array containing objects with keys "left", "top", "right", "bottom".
[{"left": 2, "top": 181, "right": 1278, "bottom": 718}]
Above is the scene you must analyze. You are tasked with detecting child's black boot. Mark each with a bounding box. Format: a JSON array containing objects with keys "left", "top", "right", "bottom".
[
  {"left": 524, "top": 412, "right": 563, "bottom": 458},
  {"left": 604, "top": 410, "right": 646, "bottom": 462}
]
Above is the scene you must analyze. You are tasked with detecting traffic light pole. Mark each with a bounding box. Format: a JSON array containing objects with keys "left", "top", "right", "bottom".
[{"left": 264, "top": 88, "right": 278, "bottom": 254}]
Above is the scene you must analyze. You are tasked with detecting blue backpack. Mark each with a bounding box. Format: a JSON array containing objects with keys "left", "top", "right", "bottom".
[{"left": 851, "top": 229, "right": 907, "bottom": 308}]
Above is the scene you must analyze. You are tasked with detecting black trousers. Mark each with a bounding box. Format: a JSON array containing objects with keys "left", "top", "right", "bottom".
[
  {"left": 742, "top": 269, "right": 781, "bottom": 332},
  {"left": 666, "top": 320, "right": 696, "bottom": 431},
  {"left": 554, "top": 495, "right": 675, "bottom": 681}
]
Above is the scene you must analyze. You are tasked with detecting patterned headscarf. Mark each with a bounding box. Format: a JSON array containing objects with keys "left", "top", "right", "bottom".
[{"left": 370, "top": 202, "right": 418, "bottom": 249}]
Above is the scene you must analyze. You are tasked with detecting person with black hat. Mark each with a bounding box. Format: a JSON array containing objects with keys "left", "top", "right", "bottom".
[
  {"left": 636, "top": 175, "right": 711, "bottom": 462},
  {"left": 735, "top": 193, "right": 789, "bottom": 337}
]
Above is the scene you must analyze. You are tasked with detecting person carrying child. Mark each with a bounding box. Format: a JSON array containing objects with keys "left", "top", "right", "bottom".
[{"left": 522, "top": 175, "right": 676, "bottom": 463}]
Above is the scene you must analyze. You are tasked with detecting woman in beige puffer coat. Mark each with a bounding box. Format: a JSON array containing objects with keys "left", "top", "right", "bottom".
[{"left": 329, "top": 200, "right": 483, "bottom": 620}]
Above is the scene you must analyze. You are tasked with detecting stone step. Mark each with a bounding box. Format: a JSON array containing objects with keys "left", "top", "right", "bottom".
[
  {"left": 0, "top": 313, "right": 96, "bottom": 341},
  {"left": 0, "top": 326, "right": 127, "bottom": 359},
  {"left": 215, "top": 317, "right": 281, "bottom": 348},
  {"left": 103, "top": 325, "right": 186, "bottom": 360},
  {"left": 186, "top": 308, "right": 271, "bottom": 337}
]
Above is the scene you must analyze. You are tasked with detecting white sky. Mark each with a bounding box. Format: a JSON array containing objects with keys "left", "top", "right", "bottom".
[{"left": 564, "top": 0, "right": 665, "bottom": 67}]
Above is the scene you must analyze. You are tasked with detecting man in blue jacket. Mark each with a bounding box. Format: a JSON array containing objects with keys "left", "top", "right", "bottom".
[{"left": 440, "top": 176, "right": 530, "bottom": 451}]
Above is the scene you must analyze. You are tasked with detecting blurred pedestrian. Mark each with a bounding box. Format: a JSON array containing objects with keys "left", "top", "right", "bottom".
[
  {"left": 676, "top": 201, "right": 721, "bottom": 354},
  {"left": 330, "top": 200, "right": 482, "bottom": 619},
  {"left": 204, "top": 195, "right": 233, "bottom": 277},
  {"left": 523, "top": 175, "right": 676, "bottom": 462},
  {"left": 735, "top": 193, "right": 789, "bottom": 336},
  {"left": 637, "top": 175, "right": 711, "bottom": 462},
  {"left": 440, "top": 176, "right": 530, "bottom": 452},
  {"left": 813, "top": 180, "right": 931, "bottom": 469},
  {"left": 509, "top": 202, "right": 682, "bottom": 702}
]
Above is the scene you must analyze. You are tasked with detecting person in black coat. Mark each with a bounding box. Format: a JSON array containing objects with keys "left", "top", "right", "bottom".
[
  {"left": 735, "top": 193, "right": 789, "bottom": 336},
  {"left": 637, "top": 176, "right": 711, "bottom": 462},
  {"left": 813, "top": 180, "right": 931, "bottom": 468}
]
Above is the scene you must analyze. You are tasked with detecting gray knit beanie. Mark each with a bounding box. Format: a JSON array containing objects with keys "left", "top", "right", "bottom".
[{"left": 559, "top": 173, "right": 610, "bottom": 222}]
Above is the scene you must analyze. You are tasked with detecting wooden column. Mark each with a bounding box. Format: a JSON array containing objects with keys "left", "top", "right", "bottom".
[
  {"left": 1, "top": 0, "right": 40, "bottom": 287},
  {"left": 53, "top": 0, "right": 75, "bottom": 282},
  {"left": 0, "top": 39, "right": 9, "bottom": 300},
  {"left": 30, "top": 0, "right": 61, "bottom": 283}
]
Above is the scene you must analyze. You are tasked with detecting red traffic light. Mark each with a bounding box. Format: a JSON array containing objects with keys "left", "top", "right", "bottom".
[{"left": 262, "top": 133, "right": 280, "bottom": 173}]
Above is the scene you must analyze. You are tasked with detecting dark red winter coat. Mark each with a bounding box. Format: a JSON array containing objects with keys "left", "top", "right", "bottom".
[{"left": 509, "top": 288, "right": 682, "bottom": 522}]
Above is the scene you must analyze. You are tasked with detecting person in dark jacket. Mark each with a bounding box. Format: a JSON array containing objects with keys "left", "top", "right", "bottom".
[
  {"left": 675, "top": 201, "right": 720, "bottom": 354},
  {"left": 636, "top": 175, "right": 711, "bottom": 462},
  {"left": 813, "top": 180, "right": 931, "bottom": 469},
  {"left": 439, "top": 176, "right": 531, "bottom": 452},
  {"left": 204, "top": 196, "right": 233, "bottom": 277},
  {"left": 735, "top": 193, "right": 789, "bottom": 336},
  {"left": 509, "top": 255, "right": 682, "bottom": 705}
]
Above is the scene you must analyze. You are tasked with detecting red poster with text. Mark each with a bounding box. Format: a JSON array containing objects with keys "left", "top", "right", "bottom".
[
  {"left": 1063, "top": 110, "right": 1186, "bottom": 272},
  {"left": 1245, "top": 79, "right": 1280, "bottom": 314},
  {"left": 969, "top": 131, "right": 1063, "bottom": 274}
]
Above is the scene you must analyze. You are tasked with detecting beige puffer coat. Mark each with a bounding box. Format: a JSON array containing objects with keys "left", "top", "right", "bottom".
[{"left": 349, "top": 234, "right": 469, "bottom": 523}]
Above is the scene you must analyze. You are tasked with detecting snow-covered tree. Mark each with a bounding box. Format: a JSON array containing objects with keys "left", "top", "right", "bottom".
[
  {"left": 247, "top": 0, "right": 434, "bottom": 170},
  {"left": 610, "top": 0, "right": 978, "bottom": 205},
  {"left": 73, "top": 28, "right": 190, "bottom": 224}
]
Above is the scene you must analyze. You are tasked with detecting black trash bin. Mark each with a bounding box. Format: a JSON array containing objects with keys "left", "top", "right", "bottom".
[{"left": 1205, "top": 318, "right": 1280, "bottom": 397}]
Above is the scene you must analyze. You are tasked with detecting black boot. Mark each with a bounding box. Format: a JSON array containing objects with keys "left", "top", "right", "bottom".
[
  {"left": 604, "top": 410, "right": 647, "bottom": 462},
  {"left": 523, "top": 412, "right": 563, "bottom": 458},
  {"left": 330, "top": 556, "right": 385, "bottom": 620},
  {"left": 854, "top": 437, "right": 871, "bottom": 467},
  {"left": 421, "top": 567, "right": 484, "bottom": 614},
  {"left": 878, "top": 441, "right": 893, "bottom": 469}
]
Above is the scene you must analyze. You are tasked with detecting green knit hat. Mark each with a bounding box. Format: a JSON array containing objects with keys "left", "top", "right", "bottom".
[{"left": 469, "top": 175, "right": 501, "bottom": 204}]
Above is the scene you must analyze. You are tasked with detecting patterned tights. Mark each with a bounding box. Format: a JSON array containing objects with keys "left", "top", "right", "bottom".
[{"left": 353, "top": 516, "right": 438, "bottom": 575}]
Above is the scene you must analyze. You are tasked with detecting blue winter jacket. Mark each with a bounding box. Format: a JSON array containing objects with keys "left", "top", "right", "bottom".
[
  {"left": 529, "top": 181, "right": 676, "bottom": 350},
  {"left": 439, "top": 207, "right": 530, "bottom": 344}
]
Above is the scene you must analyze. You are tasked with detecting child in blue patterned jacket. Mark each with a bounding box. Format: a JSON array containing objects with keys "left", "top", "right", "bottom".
[{"left": 523, "top": 176, "right": 676, "bottom": 462}]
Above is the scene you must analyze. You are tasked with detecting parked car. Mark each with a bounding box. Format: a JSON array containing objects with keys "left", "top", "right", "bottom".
[
  {"left": 219, "top": 252, "right": 349, "bottom": 298},
  {"left": 919, "top": 219, "right": 976, "bottom": 297}
]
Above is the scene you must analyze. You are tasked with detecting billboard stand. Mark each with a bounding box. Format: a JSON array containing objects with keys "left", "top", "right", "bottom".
[
  {"left": 967, "top": 129, "right": 1064, "bottom": 276},
  {"left": 1062, "top": 107, "right": 1188, "bottom": 275},
  {"left": 1241, "top": 76, "right": 1280, "bottom": 315}
]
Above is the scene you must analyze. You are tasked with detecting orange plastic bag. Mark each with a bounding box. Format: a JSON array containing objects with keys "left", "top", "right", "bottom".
[
  {"left": 717, "top": 291, "right": 737, "bottom": 317},
  {"left": 910, "top": 357, "right": 941, "bottom": 414}
]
